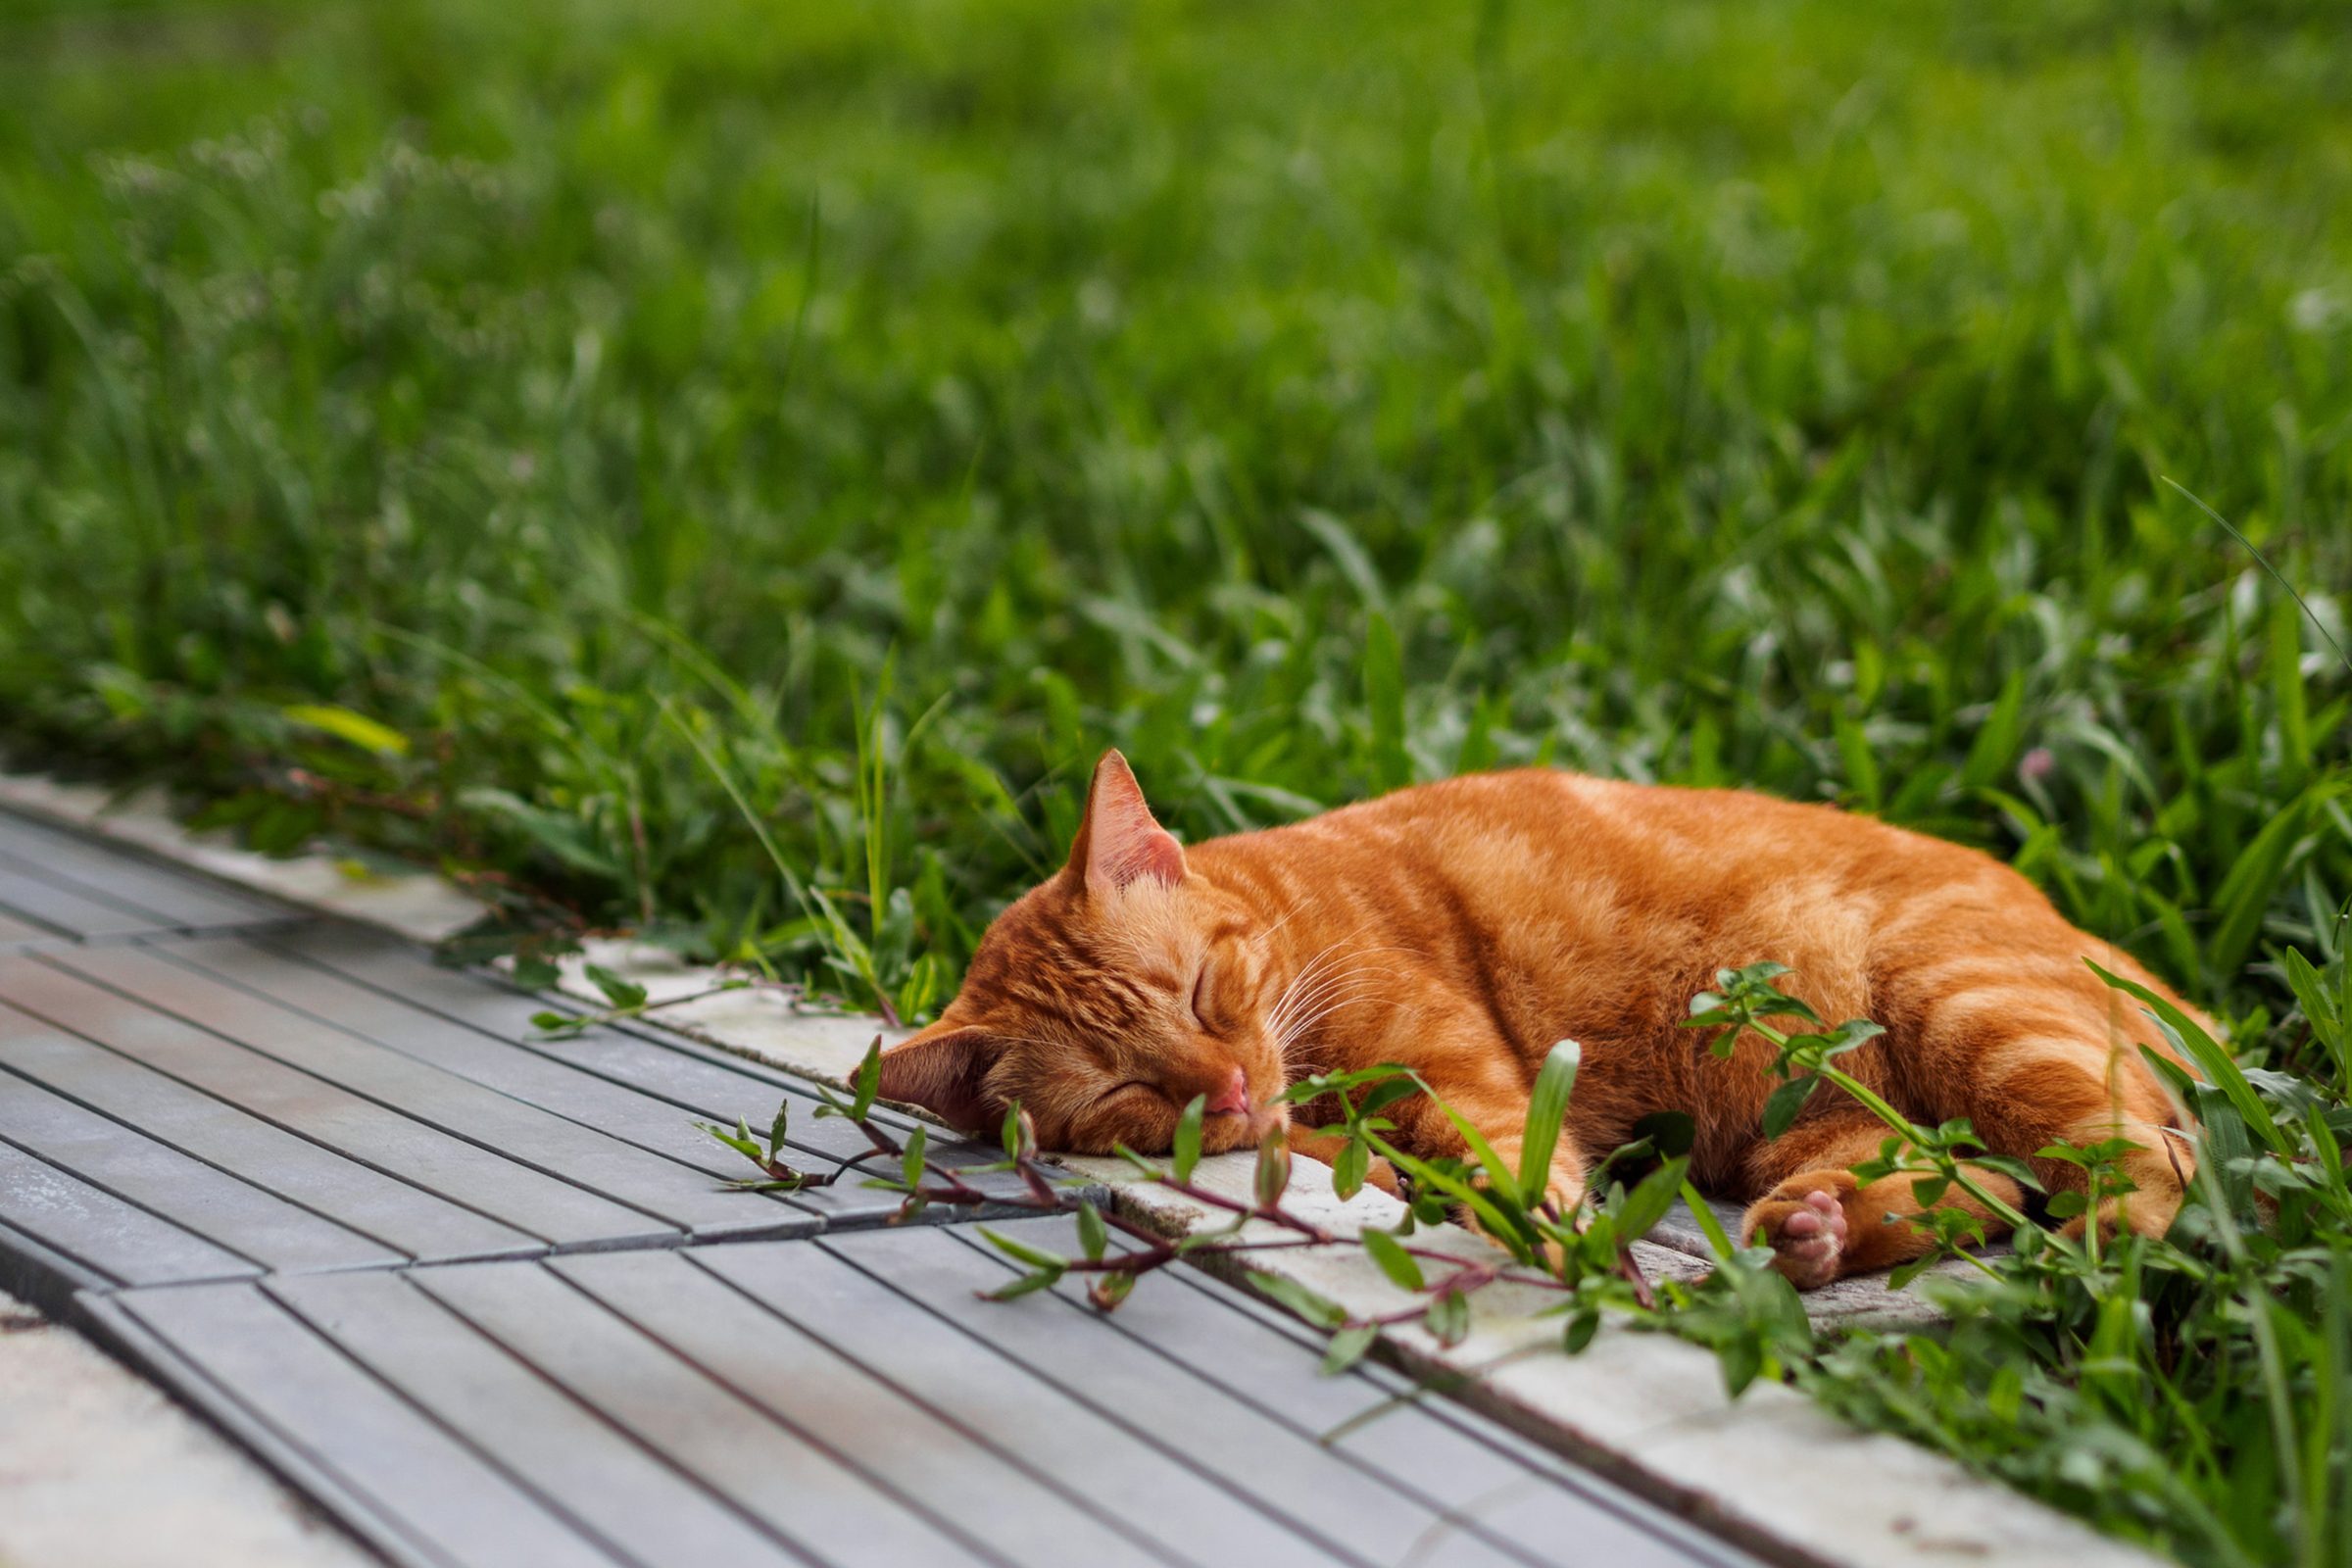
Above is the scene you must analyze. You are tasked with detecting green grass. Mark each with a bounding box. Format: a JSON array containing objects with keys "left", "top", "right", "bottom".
[{"left": 3, "top": 0, "right": 2351, "bottom": 1557}]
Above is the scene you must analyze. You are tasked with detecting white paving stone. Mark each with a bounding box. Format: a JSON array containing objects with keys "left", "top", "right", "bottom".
[
  {"left": 0, "top": 1293, "right": 370, "bottom": 1568},
  {"left": 544, "top": 940, "right": 906, "bottom": 1088}
]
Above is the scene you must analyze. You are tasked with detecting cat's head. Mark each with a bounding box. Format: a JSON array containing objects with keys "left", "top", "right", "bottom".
[{"left": 877, "top": 750, "right": 1287, "bottom": 1155}]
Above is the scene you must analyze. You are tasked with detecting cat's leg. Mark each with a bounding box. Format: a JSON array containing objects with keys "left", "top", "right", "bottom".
[
  {"left": 1951, "top": 1040, "right": 2193, "bottom": 1246},
  {"left": 1284, "top": 1125, "right": 1401, "bottom": 1198},
  {"left": 1738, "top": 1105, "right": 2025, "bottom": 1289},
  {"left": 1897, "top": 962, "right": 2198, "bottom": 1246}
]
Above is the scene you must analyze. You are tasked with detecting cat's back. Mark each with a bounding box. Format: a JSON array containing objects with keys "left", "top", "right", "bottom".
[
  {"left": 1204, "top": 766, "right": 2023, "bottom": 966},
  {"left": 1251, "top": 767, "right": 1936, "bottom": 883}
]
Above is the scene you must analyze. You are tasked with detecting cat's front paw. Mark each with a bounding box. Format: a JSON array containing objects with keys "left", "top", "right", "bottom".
[{"left": 1740, "top": 1177, "right": 1853, "bottom": 1291}]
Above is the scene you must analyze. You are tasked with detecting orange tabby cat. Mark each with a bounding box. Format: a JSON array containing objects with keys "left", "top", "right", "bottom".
[{"left": 880, "top": 752, "right": 2204, "bottom": 1287}]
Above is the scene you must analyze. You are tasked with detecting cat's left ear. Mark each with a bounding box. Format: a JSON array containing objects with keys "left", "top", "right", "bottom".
[
  {"left": 1065, "top": 749, "right": 1185, "bottom": 898},
  {"left": 876, "top": 1024, "right": 1003, "bottom": 1132}
]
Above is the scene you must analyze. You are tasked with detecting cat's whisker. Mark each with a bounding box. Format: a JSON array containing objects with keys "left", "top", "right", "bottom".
[
  {"left": 1282, "top": 1002, "right": 1396, "bottom": 1044},
  {"left": 1267, "top": 944, "right": 1348, "bottom": 1036},
  {"left": 1277, "top": 974, "right": 1382, "bottom": 1024},
  {"left": 1270, "top": 963, "right": 1392, "bottom": 1048},
  {"left": 1276, "top": 957, "right": 1404, "bottom": 1015},
  {"left": 1273, "top": 985, "right": 1397, "bottom": 1048},
  {"left": 1272, "top": 937, "right": 1402, "bottom": 1005},
  {"left": 1254, "top": 894, "right": 1316, "bottom": 947}
]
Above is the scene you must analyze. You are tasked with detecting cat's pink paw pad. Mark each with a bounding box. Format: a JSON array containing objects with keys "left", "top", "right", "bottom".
[{"left": 1761, "top": 1188, "right": 1847, "bottom": 1290}]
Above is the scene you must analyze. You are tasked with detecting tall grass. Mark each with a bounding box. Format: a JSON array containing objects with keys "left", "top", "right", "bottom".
[{"left": 5, "top": 0, "right": 2348, "bottom": 1020}]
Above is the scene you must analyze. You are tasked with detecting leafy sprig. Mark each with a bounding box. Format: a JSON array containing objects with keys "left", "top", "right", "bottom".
[{"left": 531, "top": 959, "right": 755, "bottom": 1039}]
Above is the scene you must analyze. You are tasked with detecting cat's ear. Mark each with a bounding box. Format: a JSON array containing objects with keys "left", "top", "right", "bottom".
[
  {"left": 1065, "top": 749, "right": 1185, "bottom": 898},
  {"left": 876, "top": 1024, "right": 1003, "bottom": 1132}
]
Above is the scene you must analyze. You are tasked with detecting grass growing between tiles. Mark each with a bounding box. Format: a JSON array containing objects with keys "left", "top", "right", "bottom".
[{"left": 5, "top": 0, "right": 2352, "bottom": 1561}]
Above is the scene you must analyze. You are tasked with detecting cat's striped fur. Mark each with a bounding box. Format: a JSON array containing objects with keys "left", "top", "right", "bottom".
[{"left": 880, "top": 752, "right": 2202, "bottom": 1286}]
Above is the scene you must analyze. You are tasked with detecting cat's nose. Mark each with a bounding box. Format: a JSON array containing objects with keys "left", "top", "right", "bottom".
[{"left": 1205, "top": 1065, "right": 1250, "bottom": 1116}]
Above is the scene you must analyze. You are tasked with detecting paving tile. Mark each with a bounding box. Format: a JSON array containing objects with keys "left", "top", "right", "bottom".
[{"left": 0, "top": 808, "right": 1765, "bottom": 1568}]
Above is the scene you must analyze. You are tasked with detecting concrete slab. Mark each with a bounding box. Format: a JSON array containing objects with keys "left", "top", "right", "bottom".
[
  {"left": 1062, "top": 1152, "right": 2165, "bottom": 1568},
  {"left": 0, "top": 1290, "right": 373, "bottom": 1568},
  {"left": 0, "top": 776, "right": 484, "bottom": 945}
]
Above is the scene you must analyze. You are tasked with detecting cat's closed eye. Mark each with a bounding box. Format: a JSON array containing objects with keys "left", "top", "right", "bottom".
[{"left": 1189, "top": 962, "right": 1216, "bottom": 1032}]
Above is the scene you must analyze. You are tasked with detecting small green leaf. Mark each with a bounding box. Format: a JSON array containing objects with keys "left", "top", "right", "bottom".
[
  {"left": 1321, "top": 1323, "right": 1379, "bottom": 1375},
  {"left": 1632, "top": 1110, "right": 1695, "bottom": 1157},
  {"left": 1088, "top": 1272, "right": 1135, "bottom": 1311},
  {"left": 1382, "top": 1144, "right": 1524, "bottom": 1251},
  {"left": 1969, "top": 1153, "right": 2046, "bottom": 1193},
  {"left": 1172, "top": 1094, "right": 1206, "bottom": 1183},
  {"left": 1253, "top": 1128, "right": 1292, "bottom": 1209},
  {"left": 986, "top": 1268, "right": 1065, "bottom": 1302},
  {"left": 583, "top": 963, "right": 649, "bottom": 1010},
  {"left": 1360, "top": 1228, "right": 1425, "bottom": 1292},
  {"left": 1760, "top": 1074, "right": 1820, "bottom": 1140},
  {"left": 853, "top": 1041, "right": 883, "bottom": 1119},
  {"left": 1248, "top": 1271, "right": 1348, "bottom": 1330},
  {"left": 1816, "top": 1018, "right": 1886, "bottom": 1058},
  {"left": 284, "top": 702, "right": 411, "bottom": 757},
  {"left": 1423, "top": 1095, "right": 1519, "bottom": 1197},
  {"left": 1357, "top": 1077, "right": 1421, "bottom": 1118},
  {"left": 1719, "top": 1335, "right": 1764, "bottom": 1396},
  {"left": 1076, "top": 1199, "right": 1108, "bottom": 1262},
  {"left": 1519, "top": 1040, "right": 1581, "bottom": 1206},
  {"left": 1332, "top": 1136, "right": 1369, "bottom": 1200},
  {"left": 1425, "top": 1288, "right": 1471, "bottom": 1348},
  {"left": 1563, "top": 1306, "right": 1601, "bottom": 1354},
  {"left": 1679, "top": 1180, "right": 1740, "bottom": 1259},
  {"left": 979, "top": 1226, "right": 1070, "bottom": 1271},
  {"left": 1274, "top": 1063, "right": 1415, "bottom": 1105},
  {"left": 1886, "top": 1253, "right": 1943, "bottom": 1290},
  {"left": 901, "top": 1124, "right": 928, "bottom": 1192},
  {"left": 765, "top": 1100, "right": 791, "bottom": 1159},
  {"left": 1613, "top": 1156, "right": 1690, "bottom": 1242},
  {"left": 512, "top": 955, "right": 562, "bottom": 991},
  {"left": 693, "top": 1118, "right": 766, "bottom": 1166},
  {"left": 1109, "top": 1143, "right": 1160, "bottom": 1177}
]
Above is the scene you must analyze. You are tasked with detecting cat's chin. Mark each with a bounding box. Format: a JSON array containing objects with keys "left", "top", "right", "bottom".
[{"left": 1200, "top": 1102, "right": 1289, "bottom": 1154}]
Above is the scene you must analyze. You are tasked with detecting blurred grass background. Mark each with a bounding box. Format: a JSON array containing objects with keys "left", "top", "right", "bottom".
[{"left": 1, "top": 0, "right": 2348, "bottom": 1030}]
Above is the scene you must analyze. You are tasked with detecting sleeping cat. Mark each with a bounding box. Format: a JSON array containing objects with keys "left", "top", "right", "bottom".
[{"left": 878, "top": 751, "right": 2203, "bottom": 1287}]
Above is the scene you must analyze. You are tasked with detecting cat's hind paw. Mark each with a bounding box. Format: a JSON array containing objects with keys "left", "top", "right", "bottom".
[
  {"left": 2055, "top": 1188, "right": 2181, "bottom": 1245},
  {"left": 1741, "top": 1182, "right": 1851, "bottom": 1291}
]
